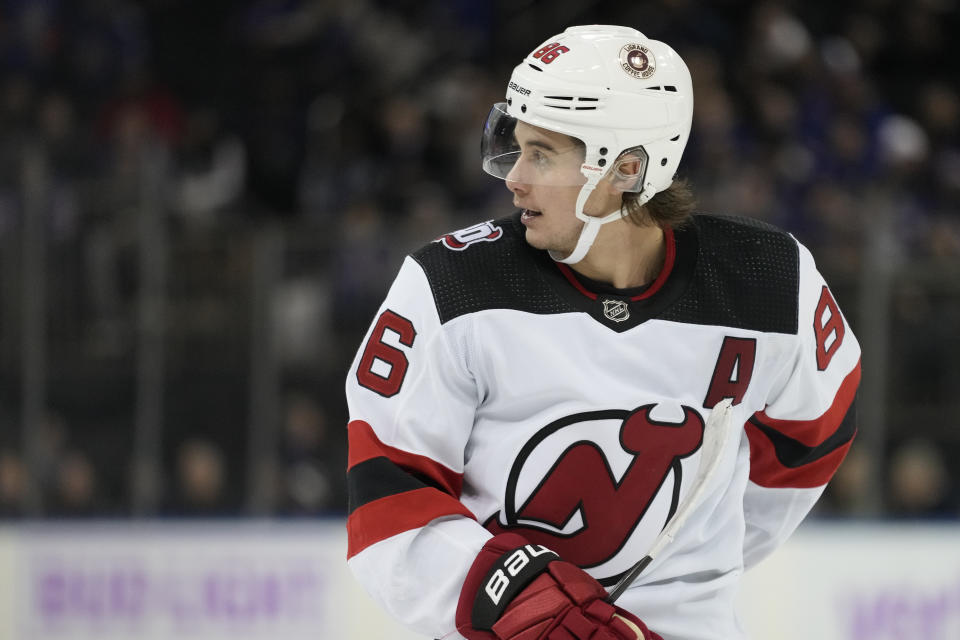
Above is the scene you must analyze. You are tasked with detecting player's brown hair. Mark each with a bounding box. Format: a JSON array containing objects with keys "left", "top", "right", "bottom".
[{"left": 622, "top": 177, "right": 696, "bottom": 229}]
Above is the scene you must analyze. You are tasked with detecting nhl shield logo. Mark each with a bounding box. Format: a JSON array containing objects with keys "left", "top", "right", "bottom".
[{"left": 601, "top": 299, "right": 630, "bottom": 322}]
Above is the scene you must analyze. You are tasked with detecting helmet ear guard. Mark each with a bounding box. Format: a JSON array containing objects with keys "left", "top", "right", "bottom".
[{"left": 609, "top": 146, "right": 649, "bottom": 194}]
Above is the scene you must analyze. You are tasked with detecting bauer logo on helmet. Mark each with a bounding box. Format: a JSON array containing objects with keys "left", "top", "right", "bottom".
[
  {"left": 619, "top": 44, "right": 656, "bottom": 79},
  {"left": 508, "top": 81, "right": 532, "bottom": 96}
]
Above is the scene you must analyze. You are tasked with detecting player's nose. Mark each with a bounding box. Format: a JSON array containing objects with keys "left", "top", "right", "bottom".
[{"left": 505, "top": 163, "right": 530, "bottom": 195}]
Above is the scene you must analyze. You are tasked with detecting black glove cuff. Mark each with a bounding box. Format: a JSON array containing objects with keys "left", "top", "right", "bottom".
[{"left": 472, "top": 543, "right": 559, "bottom": 630}]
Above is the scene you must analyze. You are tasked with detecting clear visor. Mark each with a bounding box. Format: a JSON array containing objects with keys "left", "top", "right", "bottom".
[{"left": 480, "top": 102, "right": 648, "bottom": 191}]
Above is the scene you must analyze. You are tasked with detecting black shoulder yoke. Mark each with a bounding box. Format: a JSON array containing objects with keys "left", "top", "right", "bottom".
[
  {"left": 661, "top": 214, "right": 800, "bottom": 334},
  {"left": 411, "top": 214, "right": 574, "bottom": 324},
  {"left": 411, "top": 212, "right": 800, "bottom": 335}
]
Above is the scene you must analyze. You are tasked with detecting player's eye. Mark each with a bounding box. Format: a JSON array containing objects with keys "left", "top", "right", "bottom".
[{"left": 529, "top": 149, "right": 550, "bottom": 168}]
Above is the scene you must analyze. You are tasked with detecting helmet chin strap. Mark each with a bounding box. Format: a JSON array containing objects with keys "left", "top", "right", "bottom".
[{"left": 550, "top": 178, "right": 627, "bottom": 265}]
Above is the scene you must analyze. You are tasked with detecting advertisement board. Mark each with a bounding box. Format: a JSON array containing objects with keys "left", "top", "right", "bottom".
[
  {"left": 0, "top": 521, "right": 957, "bottom": 640},
  {"left": 738, "top": 523, "right": 960, "bottom": 640},
  {"left": 0, "top": 521, "right": 419, "bottom": 640}
]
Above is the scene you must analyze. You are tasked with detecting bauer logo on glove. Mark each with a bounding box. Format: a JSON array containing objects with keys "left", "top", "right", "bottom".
[{"left": 476, "top": 543, "right": 559, "bottom": 627}]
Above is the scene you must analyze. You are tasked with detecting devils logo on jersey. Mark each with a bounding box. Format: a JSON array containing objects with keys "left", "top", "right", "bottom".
[
  {"left": 484, "top": 403, "right": 704, "bottom": 585},
  {"left": 436, "top": 221, "right": 503, "bottom": 251}
]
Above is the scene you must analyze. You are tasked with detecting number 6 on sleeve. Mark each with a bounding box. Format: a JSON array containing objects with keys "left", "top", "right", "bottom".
[{"left": 356, "top": 310, "right": 417, "bottom": 397}]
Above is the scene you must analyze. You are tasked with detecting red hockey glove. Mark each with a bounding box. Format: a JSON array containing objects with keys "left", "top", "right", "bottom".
[{"left": 456, "top": 533, "right": 662, "bottom": 640}]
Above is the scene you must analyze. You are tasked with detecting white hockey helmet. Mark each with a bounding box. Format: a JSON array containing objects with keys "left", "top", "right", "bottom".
[{"left": 481, "top": 25, "right": 694, "bottom": 263}]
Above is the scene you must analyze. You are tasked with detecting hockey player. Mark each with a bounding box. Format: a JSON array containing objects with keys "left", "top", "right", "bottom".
[{"left": 345, "top": 25, "right": 860, "bottom": 640}]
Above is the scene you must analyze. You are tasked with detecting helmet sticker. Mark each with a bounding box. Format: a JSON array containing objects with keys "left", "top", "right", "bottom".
[
  {"left": 532, "top": 42, "right": 570, "bottom": 65},
  {"left": 619, "top": 44, "right": 656, "bottom": 79}
]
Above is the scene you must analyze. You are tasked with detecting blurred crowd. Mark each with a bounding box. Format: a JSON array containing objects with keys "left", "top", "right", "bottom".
[{"left": 0, "top": 0, "right": 959, "bottom": 520}]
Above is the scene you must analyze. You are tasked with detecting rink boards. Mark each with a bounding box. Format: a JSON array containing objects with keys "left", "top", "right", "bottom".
[{"left": 0, "top": 520, "right": 957, "bottom": 640}]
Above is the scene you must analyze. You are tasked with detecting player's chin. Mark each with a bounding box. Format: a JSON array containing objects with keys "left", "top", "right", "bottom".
[
  {"left": 521, "top": 226, "right": 549, "bottom": 250},
  {"left": 523, "top": 231, "right": 569, "bottom": 257}
]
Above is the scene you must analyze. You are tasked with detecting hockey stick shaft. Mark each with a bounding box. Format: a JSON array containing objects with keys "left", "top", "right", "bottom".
[{"left": 605, "top": 398, "right": 735, "bottom": 603}]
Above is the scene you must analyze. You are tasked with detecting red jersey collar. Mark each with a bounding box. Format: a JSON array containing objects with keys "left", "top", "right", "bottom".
[{"left": 554, "top": 226, "right": 677, "bottom": 302}]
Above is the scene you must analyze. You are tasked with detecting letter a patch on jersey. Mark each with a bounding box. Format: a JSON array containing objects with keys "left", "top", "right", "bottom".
[
  {"left": 704, "top": 336, "right": 756, "bottom": 408},
  {"left": 436, "top": 221, "right": 503, "bottom": 251}
]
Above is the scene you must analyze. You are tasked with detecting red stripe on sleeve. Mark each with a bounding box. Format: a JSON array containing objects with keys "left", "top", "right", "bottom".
[
  {"left": 745, "top": 423, "right": 854, "bottom": 488},
  {"left": 348, "top": 420, "right": 464, "bottom": 497},
  {"left": 346, "top": 488, "right": 476, "bottom": 558},
  {"left": 747, "top": 360, "right": 861, "bottom": 489},
  {"left": 753, "top": 360, "right": 861, "bottom": 447}
]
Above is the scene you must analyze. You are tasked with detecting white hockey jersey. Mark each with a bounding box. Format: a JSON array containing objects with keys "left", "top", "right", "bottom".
[{"left": 345, "top": 212, "right": 860, "bottom": 640}]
